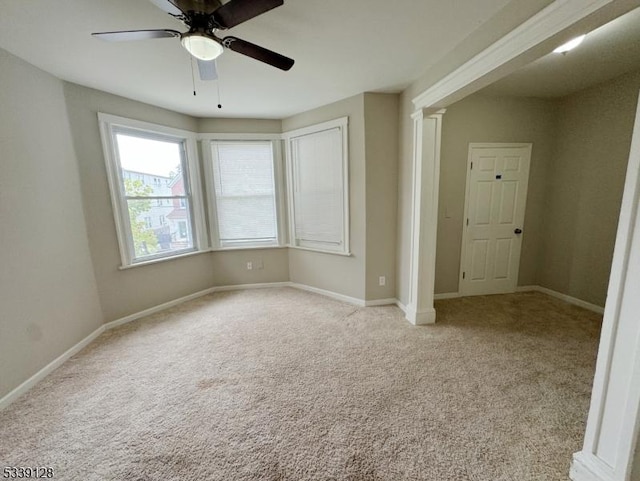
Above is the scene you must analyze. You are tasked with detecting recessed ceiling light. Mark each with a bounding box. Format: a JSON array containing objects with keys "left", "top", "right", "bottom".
[{"left": 553, "top": 35, "right": 586, "bottom": 54}]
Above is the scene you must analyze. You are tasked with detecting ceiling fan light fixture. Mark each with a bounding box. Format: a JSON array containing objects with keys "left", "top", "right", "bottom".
[
  {"left": 181, "top": 33, "right": 223, "bottom": 61},
  {"left": 553, "top": 34, "right": 586, "bottom": 54}
]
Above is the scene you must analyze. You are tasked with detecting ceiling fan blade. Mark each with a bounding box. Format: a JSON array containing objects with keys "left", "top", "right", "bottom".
[
  {"left": 92, "top": 29, "right": 181, "bottom": 42},
  {"left": 223, "top": 36, "right": 294, "bottom": 71},
  {"left": 213, "top": 0, "right": 283, "bottom": 29},
  {"left": 171, "top": 0, "right": 222, "bottom": 14},
  {"left": 148, "top": 0, "right": 185, "bottom": 16},
  {"left": 197, "top": 59, "right": 218, "bottom": 81}
]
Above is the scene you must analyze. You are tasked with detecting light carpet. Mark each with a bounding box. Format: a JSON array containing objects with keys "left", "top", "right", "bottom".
[{"left": 0, "top": 288, "right": 602, "bottom": 480}]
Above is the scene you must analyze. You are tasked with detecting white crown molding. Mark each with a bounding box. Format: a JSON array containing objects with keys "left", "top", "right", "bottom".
[
  {"left": 197, "top": 133, "right": 282, "bottom": 141},
  {"left": 412, "top": 0, "right": 616, "bottom": 110}
]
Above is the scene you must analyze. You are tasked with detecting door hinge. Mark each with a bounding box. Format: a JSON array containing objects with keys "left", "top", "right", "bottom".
[
  {"left": 470, "top": 162, "right": 473, "bottom": 170},
  {"left": 466, "top": 218, "right": 469, "bottom": 226},
  {"left": 463, "top": 272, "right": 466, "bottom": 279}
]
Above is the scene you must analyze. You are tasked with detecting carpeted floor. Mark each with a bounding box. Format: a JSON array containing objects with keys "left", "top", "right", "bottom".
[{"left": 0, "top": 288, "right": 602, "bottom": 480}]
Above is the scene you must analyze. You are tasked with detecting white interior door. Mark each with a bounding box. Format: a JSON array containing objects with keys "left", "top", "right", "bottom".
[{"left": 460, "top": 143, "right": 532, "bottom": 296}]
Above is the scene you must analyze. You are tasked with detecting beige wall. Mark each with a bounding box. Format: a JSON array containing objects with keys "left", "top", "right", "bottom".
[
  {"left": 402, "top": 69, "right": 639, "bottom": 305},
  {"left": 437, "top": 94, "right": 558, "bottom": 293},
  {"left": 63, "top": 83, "right": 289, "bottom": 322},
  {"left": 363, "top": 93, "right": 399, "bottom": 300},
  {"left": 0, "top": 50, "right": 103, "bottom": 398},
  {"left": 197, "top": 117, "right": 282, "bottom": 134},
  {"left": 282, "top": 94, "right": 367, "bottom": 299},
  {"left": 395, "top": 0, "right": 578, "bottom": 306},
  {"left": 538, "top": 70, "right": 640, "bottom": 306}
]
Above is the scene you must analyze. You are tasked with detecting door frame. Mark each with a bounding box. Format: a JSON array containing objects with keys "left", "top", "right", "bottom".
[{"left": 459, "top": 142, "right": 532, "bottom": 296}]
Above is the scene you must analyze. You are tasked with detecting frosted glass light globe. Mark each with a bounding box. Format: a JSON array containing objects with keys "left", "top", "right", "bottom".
[{"left": 181, "top": 33, "right": 223, "bottom": 61}]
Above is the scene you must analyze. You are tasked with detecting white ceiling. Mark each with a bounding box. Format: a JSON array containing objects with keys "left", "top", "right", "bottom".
[
  {"left": 0, "top": 0, "right": 515, "bottom": 118},
  {"left": 480, "top": 6, "right": 640, "bottom": 98}
]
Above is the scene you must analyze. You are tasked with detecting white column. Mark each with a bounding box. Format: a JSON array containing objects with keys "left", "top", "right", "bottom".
[
  {"left": 570, "top": 93, "right": 640, "bottom": 481},
  {"left": 406, "top": 108, "right": 445, "bottom": 325}
]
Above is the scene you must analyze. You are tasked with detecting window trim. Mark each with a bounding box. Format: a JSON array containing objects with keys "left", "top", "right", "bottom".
[
  {"left": 201, "top": 135, "right": 287, "bottom": 250},
  {"left": 98, "top": 113, "right": 207, "bottom": 267},
  {"left": 283, "top": 117, "right": 350, "bottom": 256}
]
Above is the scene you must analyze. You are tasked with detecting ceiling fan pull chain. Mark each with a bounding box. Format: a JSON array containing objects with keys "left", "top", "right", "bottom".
[
  {"left": 216, "top": 60, "right": 222, "bottom": 109},
  {"left": 190, "top": 56, "right": 197, "bottom": 96}
]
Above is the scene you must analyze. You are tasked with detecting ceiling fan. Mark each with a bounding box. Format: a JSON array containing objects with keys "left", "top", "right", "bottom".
[{"left": 92, "top": 0, "right": 294, "bottom": 81}]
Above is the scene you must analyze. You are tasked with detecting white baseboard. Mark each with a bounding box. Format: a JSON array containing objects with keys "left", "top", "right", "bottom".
[
  {"left": 104, "top": 287, "right": 216, "bottom": 330},
  {"left": 515, "top": 285, "right": 538, "bottom": 292},
  {"left": 364, "top": 298, "right": 397, "bottom": 307},
  {"left": 570, "top": 452, "right": 614, "bottom": 481},
  {"left": 405, "top": 304, "right": 436, "bottom": 325},
  {"left": 434, "top": 292, "right": 461, "bottom": 300},
  {"left": 516, "top": 285, "right": 605, "bottom": 314},
  {"left": 213, "top": 282, "right": 291, "bottom": 292},
  {"left": 0, "top": 282, "right": 293, "bottom": 411},
  {"left": 107, "top": 282, "right": 398, "bottom": 331},
  {"left": 395, "top": 300, "right": 408, "bottom": 314},
  {"left": 288, "top": 282, "right": 366, "bottom": 307},
  {"left": 0, "top": 325, "right": 106, "bottom": 411},
  {"left": 104, "top": 281, "right": 294, "bottom": 330},
  {"left": 0, "top": 281, "right": 402, "bottom": 411}
]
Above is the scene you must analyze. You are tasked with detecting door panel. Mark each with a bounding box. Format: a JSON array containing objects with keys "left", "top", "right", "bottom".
[
  {"left": 498, "top": 182, "right": 518, "bottom": 224},
  {"left": 461, "top": 144, "right": 531, "bottom": 296},
  {"left": 474, "top": 181, "right": 494, "bottom": 225},
  {"left": 494, "top": 238, "right": 512, "bottom": 279},
  {"left": 471, "top": 239, "right": 489, "bottom": 280}
]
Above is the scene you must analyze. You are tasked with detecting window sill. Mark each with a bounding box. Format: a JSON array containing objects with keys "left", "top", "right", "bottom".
[
  {"left": 117, "top": 245, "right": 351, "bottom": 270},
  {"left": 118, "top": 249, "right": 207, "bottom": 270},
  {"left": 289, "top": 245, "right": 352, "bottom": 257},
  {"left": 211, "top": 245, "right": 288, "bottom": 253},
  {"left": 118, "top": 245, "right": 290, "bottom": 269}
]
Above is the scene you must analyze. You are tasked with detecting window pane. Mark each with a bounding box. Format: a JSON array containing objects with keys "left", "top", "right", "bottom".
[
  {"left": 116, "top": 133, "right": 185, "bottom": 197},
  {"left": 126, "top": 197, "right": 193, "bottom": 260},
  {"left": 212, "top": 142, "right": 277, "bottom": 245}
]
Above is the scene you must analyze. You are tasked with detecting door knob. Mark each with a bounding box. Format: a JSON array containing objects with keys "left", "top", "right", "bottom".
[{"left": 514, "top": 228, "right": 522, "bottom": 234}]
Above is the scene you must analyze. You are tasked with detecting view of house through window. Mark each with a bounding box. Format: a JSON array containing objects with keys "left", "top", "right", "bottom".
[{"left": 115, "top": 131, "right": 194, "bottom": 261}]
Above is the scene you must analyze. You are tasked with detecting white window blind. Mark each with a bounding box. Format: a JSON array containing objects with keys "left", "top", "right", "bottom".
[
  {"left": 287, "top": 118, "right": 349, "bottom": 254},
  {"left": 211, "top": 141, "right": 278, "bottom": 247}
]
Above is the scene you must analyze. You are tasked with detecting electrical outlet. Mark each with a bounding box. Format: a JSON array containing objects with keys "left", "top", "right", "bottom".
[
  {"left": 255, "top": 259, "right": 264, "bottom": 270},
  {"left": 379, "top": 276, "right": 386, "bottom": 286},
  {"left": 246, "top": 261, "right": 253, "bottom": 270}
]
